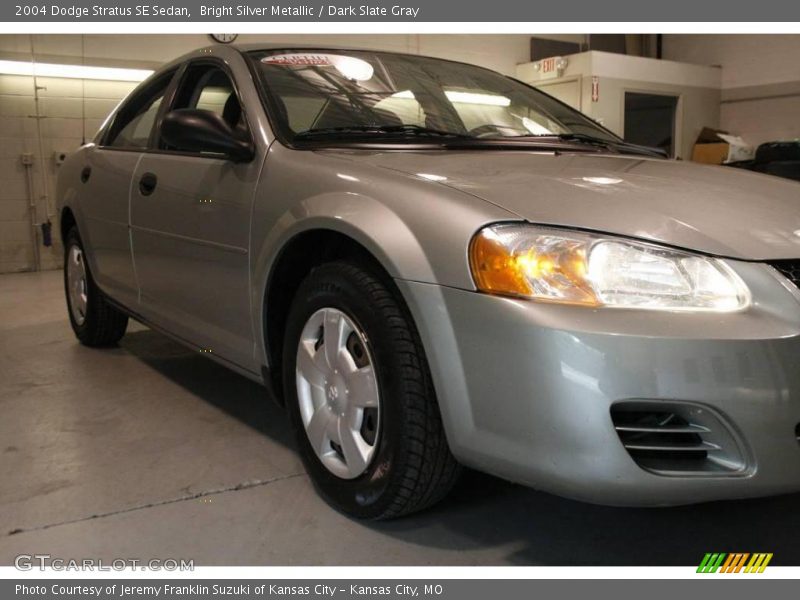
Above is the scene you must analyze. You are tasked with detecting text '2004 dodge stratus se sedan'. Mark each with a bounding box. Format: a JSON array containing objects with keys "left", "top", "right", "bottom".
[{"left": 57, "top": 45, "right": 800, "bottom": 518}]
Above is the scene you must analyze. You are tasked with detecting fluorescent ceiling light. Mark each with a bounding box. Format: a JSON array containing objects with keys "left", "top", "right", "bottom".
[
  {"left": 445, "top": 91, "right": 511, "bottom": 106},
  {"left": 391, "top": 89, "right": 511, "bottom": 107},
  {"left": 0, "top": 60, "right": 153, "bottom": 82}
]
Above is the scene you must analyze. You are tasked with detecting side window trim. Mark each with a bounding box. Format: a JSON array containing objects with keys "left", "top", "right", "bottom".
[
  {"left": 151, "top": 57, "right": 255, "bottom": 158},
  {"left": 98, "top": 67, "right": 180, "bottom": 151},
  {"left": 146, "top": 62, "right": 186, "bottom": 150}
]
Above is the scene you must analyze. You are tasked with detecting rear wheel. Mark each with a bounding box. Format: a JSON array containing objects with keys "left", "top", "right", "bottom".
[
  {"left": 64, "top": 226, "right": 128, "bottom": 347},
  {"left": 283, "top": 260, "right": 460, "bottom": 519}
]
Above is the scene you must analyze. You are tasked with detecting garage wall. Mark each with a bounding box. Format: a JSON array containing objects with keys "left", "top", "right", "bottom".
[
  {"left": 0, "top": 33, "right": 534, "bottom": 273},
  {"left": 663, "top": 35, "right": 800, "bottom": 147},
  {"left": 0, "top": 74, "right": 135, "bottom": 273},
  {"left": 517, "top": 51, "right": 721, "bottom": 160},
  {"left": 585, "top": 76, "right": 720, "bottom": 160}
]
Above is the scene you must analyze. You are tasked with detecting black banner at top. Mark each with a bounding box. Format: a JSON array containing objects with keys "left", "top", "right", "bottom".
[{"left": 3, "top": 0, "right": 800, "bottom": 22}]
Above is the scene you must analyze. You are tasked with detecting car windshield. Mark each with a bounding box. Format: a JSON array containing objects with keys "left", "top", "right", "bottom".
[{"left": 248, "top": 49, "right": 622, "bottom": 146}]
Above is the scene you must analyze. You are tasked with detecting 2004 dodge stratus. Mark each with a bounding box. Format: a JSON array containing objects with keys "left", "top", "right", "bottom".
[{"left": 57, "top": 45, "right": 800, "bottom": 518}]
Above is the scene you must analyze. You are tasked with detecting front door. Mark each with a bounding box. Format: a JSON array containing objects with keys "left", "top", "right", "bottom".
[{"left": 130, "top": 61, "right": 261, "bottom": 371}]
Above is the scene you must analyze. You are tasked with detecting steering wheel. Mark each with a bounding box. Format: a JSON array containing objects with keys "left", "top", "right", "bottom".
[{"left": 467, "top": 123, "right": 529, "bottom": 138}]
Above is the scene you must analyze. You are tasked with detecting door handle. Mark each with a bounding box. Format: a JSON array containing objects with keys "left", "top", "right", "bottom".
[
  {"left": 80, "top": 166, "right": 91, "bottom": 183},
  {"left": 138, "top": 172, "right": 158, "bottom": 196}
]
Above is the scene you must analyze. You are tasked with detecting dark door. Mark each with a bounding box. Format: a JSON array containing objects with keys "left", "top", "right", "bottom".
[{"left": 624, "top": 92, "right": 679, "bottom": 157}]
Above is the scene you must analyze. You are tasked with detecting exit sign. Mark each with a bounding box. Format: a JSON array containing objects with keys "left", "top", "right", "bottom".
[
  {"left": 537, "top": 56, "right": 567, "bottom": 79},
  {"left": 541, "top": 57, "right": 558, "bottom": 73}
]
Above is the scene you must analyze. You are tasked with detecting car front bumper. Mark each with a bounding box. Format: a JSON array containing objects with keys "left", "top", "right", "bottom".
[{"left": 396, "top": 259, "right": 800, "bottom": 506}]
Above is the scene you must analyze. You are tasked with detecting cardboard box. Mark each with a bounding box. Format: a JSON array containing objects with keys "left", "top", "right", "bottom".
[
  {"left": 692, "top": 142, "right": 729, "bottom": 165},
  {"left": 691, "top": 128, "right": 754, "bottom": 165}
]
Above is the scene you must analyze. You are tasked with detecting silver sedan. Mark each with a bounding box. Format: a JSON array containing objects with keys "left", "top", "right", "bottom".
[{"left": 57, "top": 44, "right": 800, "bottom": 518}]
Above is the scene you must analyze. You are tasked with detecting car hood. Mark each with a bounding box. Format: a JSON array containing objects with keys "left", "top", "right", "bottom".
[{"left": 338, "top": 150, "right": 800, "bottom": 260}]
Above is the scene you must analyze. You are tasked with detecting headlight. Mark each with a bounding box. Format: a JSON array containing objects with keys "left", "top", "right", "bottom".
[{"left": 469, "top": 224, "right": 750, "bottom": 312}]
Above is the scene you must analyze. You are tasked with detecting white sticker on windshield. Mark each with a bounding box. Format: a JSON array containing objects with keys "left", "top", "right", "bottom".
[
  {"left": 262, "top": 53, "right": 375, "bottom": 82},
  {"left": 262, "top": 53, "right": 333, "bottom": 67}
]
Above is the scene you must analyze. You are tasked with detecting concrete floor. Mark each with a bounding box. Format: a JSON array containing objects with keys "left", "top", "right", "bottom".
[{"left": 1, "top": 270, "right": 800, "bottom": 566}]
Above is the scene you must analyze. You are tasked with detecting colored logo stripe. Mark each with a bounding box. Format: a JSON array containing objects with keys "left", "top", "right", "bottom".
[
  {"left": 697, "top": 553, "right": 773, "bottom": 573},
  {"left": 698, "top": 553, "right": 726, "bottom": 573},
  {"left": 746, "top": 553, "right": 773, "bottom": 573},
  {"left": 721, "top": 553, "right": 749, "bottom": 573}
]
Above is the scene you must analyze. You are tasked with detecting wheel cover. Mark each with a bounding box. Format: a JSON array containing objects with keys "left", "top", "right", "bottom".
[
  {"left": 66, "top": 245, "right": 88, "bottom": 326},
  {"left": 296, "top": 308, "right": 381, "bottom": 479}
]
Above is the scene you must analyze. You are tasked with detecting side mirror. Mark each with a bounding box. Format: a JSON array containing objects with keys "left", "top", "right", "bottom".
[{"left": 161, "top": 109, "right": 254, "bottom": 162}]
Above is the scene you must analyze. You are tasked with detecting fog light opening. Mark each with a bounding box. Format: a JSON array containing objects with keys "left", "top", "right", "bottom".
[{"left": 610, "top": 401, "right": 749, "bottom": 476}]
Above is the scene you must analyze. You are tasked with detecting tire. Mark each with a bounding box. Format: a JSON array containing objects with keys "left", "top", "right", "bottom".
[
  {"left": 282, "top": 260, "right": 460, "bottom": 519},
  {"left": 64, "top": 226, "right": 128, "bottom": 347}
]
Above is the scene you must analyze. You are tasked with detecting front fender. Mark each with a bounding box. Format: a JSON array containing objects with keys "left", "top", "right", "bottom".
[
  {"left": 250, "top": 143, "right": 516, "bottom": 367},
  {"left": 253, "top": 191, "right": 437, "bottom": 295},
  {"left": 251, "top": 191, "right": 437, "bottom": 371}
]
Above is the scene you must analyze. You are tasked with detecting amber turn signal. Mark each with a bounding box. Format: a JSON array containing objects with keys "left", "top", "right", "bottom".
[{"left": 469, "top": 226, "right": 600, "bottom": 305}]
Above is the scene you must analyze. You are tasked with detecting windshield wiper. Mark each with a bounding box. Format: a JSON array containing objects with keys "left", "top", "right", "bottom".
[
  {"left": 553, "top": 133, "right": 616, "bottom": 147},
  {"left": 292, "top": 125, "right": 667, "bottom": 156},
  {"left": 517, "top": 133, "right": 667, "bottom": 157},
  {"left": 294, "top": 124, "right": 467, "bottom": 141}
]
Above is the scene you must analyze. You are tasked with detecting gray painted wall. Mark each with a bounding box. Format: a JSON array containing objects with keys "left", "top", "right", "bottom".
[
  {"left": 577, "top": 75, "right": 720, "bottom": 160},
  {"left": 518, "top": 51, "right": 721, "bottom": 160},
  {"left": 663, "top": 34, "right": 800, "bottom": 147}
]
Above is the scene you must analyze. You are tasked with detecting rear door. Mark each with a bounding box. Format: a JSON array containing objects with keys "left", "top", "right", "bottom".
[
  {"left": 130, "top": 60, "right": 261, "bottom": 372},
  {"left": 80, "top": 70, "right": 176, "bottom": 308}
]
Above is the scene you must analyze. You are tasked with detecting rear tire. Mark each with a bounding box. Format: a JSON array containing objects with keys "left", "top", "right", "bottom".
[
  {"left": 283, "top": 260, "right": 460, "bottom": 519},
  {"left": 64, "top": 226, "right": 128, "bottom": 347}
]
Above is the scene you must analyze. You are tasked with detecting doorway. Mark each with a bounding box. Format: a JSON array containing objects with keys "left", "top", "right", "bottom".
[{"left": 624, "top": 92, "right": 679, "bottom": 157}]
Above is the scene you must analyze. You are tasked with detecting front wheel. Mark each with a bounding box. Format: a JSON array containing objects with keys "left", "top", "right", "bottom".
[
  {"left": 282, "top": 261, "right": 460, "bottom": 519},
  {"left": 64, "top": 226, "right": 128, "bottom": 347}
]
